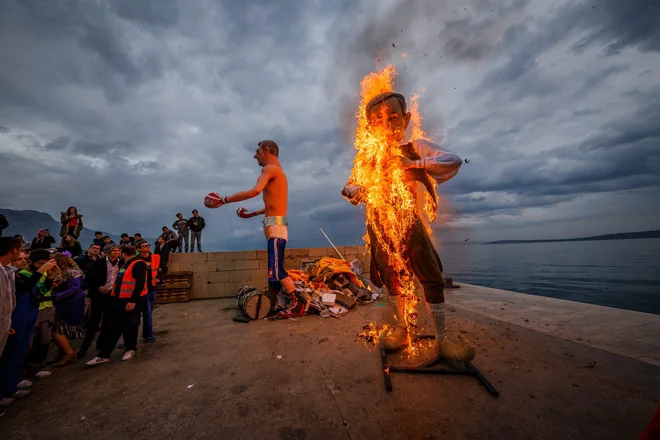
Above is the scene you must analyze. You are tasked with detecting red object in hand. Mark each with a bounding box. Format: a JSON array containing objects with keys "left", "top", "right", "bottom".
[
  {"left": 204, "top": 192, "right": 224, "bottom": 208},
  {"left": 236, "top": 207, "right": 253, "bottom": 218}
]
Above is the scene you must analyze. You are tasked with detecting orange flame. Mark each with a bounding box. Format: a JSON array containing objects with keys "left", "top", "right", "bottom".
[{"left": 347, "top": 65, "right": 438, "bottom": 345}]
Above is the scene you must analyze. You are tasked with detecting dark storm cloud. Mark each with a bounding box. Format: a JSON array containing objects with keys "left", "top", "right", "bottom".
[
  {"left": 479, "top": 0, "right": 660, "bottom": 93},
  {"left": 572, "top": 109, "right": 602, "bottom": 117},
  {"left": 453, "top": 87, "right": 660, "bottom": 199},
  {"left": 1, "top": 0, "right": 659, "bottom": 247}
]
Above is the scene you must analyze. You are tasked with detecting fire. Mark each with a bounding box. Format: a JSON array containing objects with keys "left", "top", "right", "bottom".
[{"left": 348, "top": 65, "right": 437, "bottom": 350}]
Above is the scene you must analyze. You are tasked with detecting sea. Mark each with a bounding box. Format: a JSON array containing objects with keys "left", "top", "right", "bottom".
[{"left": 439, "top": 238, "right": 660, "bottom": 315}]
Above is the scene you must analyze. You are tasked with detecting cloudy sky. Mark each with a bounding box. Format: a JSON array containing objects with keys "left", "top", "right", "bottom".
[{"left": 1, "top": 0, "right": 659, "bottom": 250}]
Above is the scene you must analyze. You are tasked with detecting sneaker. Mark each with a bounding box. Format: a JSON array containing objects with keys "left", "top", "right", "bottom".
[
  {"left": 121, "top": 350, "right": 135, "bottom": 361},
  {"left": 86, "top": 357, "right": 110, "bottom": 367},
  {"left": 35, "top": 371, "right": 52, "bottom": 380},
  {"left": 0, "top": 397, "right": 15, "bottom": 407},
  {"left": 143, "top": 337, "right": 156, "bottom": 343},
  {"left": 437, "top": 337, "right": 476, "bottom": 362},
  {"left": 17, "top": 380, "right": 32, "bottom": 390},
  {"left": 11, "top": 389, "right": 30, "bottom": 399},
  {"left": 382, "top": 326, "right": 408, "bottom": 351}
]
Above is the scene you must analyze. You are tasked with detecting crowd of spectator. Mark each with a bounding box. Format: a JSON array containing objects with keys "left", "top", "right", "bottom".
[{"left": 0, "top": 207, "right": 207, "bottom": 416}]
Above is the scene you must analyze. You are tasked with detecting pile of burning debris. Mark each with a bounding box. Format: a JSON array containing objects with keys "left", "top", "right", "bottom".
[{"left": 234, "top": 257, "right": 382, "bottom": 322}]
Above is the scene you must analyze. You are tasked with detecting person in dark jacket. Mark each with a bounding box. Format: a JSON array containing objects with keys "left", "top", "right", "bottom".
[
  {"left": 158, "top": 227, "right": 178, "bottom": 252},
  {"left": 58, "top": 235, "right": 82, "bottom": 258},
  {"left": 59, "top": 207, "right": 83, "bottom": 239},
  {"left": 77, "top": 244, "right": 122, "bottom": 359},
  {"left": 154, "top": 236, "right": 171, "bottom": 285},
  {"left": 31, "top": 229, "right": 56, "bottom": 250},
  {"left": 118, "top": 233, "right": 133, "bottom": 247},
  {"left": 92, "top": 232, "right": 104, "bottom": 247},
  {"left": 74, "top": 243, "right": 102, "bottom": 274},
  {"left": 102, "top": 236, "right": 114, "bottom": 247},
  {"left": 0, "top": 214, "right": 8, "bottom": 237},
  {"left": 50, "top": 254, "right": 86, "bottom": 367},
  {"left": 188, "top": 210, "right": 205, "bottom": 252},
  {"left": 172, "top": 213, "right": 189, "bottom": 253},
  {"left": 87, "top": 245, "right": 147, "bottom": 366}
]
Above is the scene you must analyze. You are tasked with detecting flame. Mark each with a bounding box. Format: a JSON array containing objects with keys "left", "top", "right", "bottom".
[{"left": 348, "top": 65, "right": 438, "bottom": 350}]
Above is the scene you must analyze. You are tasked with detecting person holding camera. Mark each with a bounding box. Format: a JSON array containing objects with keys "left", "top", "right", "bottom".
[{"left": 31, "top": 229, "right": 56, "bottom": 250}]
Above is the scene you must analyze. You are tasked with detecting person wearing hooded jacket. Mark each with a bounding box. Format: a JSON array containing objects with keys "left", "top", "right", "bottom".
[
  {"left": 31, "top": 229, "right": 56, "bottom": 250},
  {"left": 59, "top": 206, "right": 83, "bottom": 239}
]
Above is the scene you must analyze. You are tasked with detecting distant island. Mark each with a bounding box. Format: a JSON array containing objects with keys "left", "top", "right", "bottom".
[{"left": 485, "top": 230, "right": 660, "bottom": 245}]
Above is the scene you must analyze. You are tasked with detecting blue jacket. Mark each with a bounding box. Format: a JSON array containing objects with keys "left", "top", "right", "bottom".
[{"left": 53, "top": 276, "right": 86, "bottom": 327}]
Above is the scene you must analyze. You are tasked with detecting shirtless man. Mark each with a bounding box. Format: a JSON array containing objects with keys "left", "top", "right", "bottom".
[{"left": 204, "top": 140, "right": 301, "bottom": 314}]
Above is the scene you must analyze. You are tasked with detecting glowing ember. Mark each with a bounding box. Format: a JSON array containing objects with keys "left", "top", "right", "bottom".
[
  {"left": 347, "top": 65, "right": 438, "bottom": 351},
  {"left": 357, "top": 322, "right": 391, "bottom": 345}
]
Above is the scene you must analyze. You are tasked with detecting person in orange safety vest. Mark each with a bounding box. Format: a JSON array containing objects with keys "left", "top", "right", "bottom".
[{"left": 136, "top": 240, "right": 160, "bottom": 343}]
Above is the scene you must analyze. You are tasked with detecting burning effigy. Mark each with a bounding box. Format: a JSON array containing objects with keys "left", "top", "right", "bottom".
[{"left": 342, "top": 65, "right": 475, "bottom": 361}]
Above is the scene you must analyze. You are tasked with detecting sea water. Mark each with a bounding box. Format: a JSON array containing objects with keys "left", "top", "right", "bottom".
[{"left": 440, "top": 238, "right": 660, "bottom": 315}]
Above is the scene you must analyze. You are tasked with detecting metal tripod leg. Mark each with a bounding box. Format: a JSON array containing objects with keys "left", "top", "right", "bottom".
[{"left": 378, "top": 333, "right": 499, "bottom": 397}]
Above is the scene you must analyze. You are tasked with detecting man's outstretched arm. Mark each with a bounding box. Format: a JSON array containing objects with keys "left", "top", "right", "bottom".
[
  {"left": 237, "top": 206, "right": 265, "bottom": 219},
  {"left": 205, "top": 167, "right": 273, "bottom": 208}
]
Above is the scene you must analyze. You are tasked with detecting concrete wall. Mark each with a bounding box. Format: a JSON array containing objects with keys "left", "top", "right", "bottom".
[{"left": 167, "top": 246, "right": 370, "bottom": 299}]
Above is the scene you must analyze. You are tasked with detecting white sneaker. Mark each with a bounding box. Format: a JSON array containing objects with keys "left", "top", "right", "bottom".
[
  {"left": 35, "top": 371, "right": 52, "bottom": 380},
  {"left": 17, "top": 380, "right": 32, "bottom": 389},
  {"left": 121, "top": 350, "right": 135, "bottom": 361},
  {"left": 86, "top": 357, "right": 110, "bottom": 367},
  {"left": 11, "top": 389, "right": 30, "bottom": 399}
]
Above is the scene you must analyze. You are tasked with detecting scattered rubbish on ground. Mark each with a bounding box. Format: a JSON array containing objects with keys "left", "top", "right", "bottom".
[
  {"left": 187, "top": 385, "right": 194, "bottom": 389},
  {"left": 80, "top": 416, "right": 86, "bottom": 421},
  {"left": 232, "top": 257, "right": 383, "bottom": 322},
  {"left": 276, "top": 355, "right": 282, "bottom": 359}
]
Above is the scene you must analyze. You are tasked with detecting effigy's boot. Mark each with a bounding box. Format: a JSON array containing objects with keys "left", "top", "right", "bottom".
[
  {"left": 382, "top": 296, "right": 409, "bottom": 351},
  {"left": 425, "top": 302, "right": 476, "bottom": 362}
]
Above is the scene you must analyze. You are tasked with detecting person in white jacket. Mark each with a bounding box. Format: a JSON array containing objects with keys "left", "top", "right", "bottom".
[
  {"left": 0, "top": 237, "right": 22, "bottom": 358},
  {"left": 342, "top": 92, "right": 474, "bottom": 362}
]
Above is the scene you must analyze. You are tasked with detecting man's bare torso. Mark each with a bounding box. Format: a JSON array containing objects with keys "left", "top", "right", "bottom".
[{"left": 262, "top": 164, "right": 288, "bottom": 217}]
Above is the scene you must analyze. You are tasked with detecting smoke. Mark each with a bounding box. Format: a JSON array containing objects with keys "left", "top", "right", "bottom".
[{"left": 329, "top": 0, "right": 532, "bottom": 145}]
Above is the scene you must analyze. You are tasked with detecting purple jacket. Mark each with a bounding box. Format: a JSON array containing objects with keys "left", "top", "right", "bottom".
[{"left": 53, "top": 276, "right": 86, "bottom": 327}]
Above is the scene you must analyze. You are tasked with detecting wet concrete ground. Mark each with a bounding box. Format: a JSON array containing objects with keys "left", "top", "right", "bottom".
[{"left": 1, "top": 296, "right": 658, "bottom": 440}]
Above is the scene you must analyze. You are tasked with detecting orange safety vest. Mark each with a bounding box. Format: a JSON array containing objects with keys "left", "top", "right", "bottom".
[
  {"left": 117, "top": 259, "right": 149, "bottom": 299},
  {"left": 144, "top": 253, "right": 161, "bottom": 287}
]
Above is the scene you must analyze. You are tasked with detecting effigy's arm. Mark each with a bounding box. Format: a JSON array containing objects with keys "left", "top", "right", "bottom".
[
  {"left": 411, "top": 139, "right": 463, "bottom": 184},
  {"left": 341, "top": 182, "right": 366, "bottom": 206}
]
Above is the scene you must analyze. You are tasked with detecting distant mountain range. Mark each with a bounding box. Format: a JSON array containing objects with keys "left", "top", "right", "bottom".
[
  {"left": 0, "top": 208, "right": 154, "bottom": 247},
  {"left": 485, "top": 230, "right": 660, "bottom": 245}
]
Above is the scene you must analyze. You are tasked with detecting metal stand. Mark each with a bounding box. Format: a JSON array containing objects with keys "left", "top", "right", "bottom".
[{"left": 379, "top": 334, "right": 499, "bottom": 397}]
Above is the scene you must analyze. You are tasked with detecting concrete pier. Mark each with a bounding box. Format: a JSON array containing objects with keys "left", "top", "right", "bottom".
[
  {"left": 2, "top": 280, "right": 659, "bottom": 439},
  {"left": 448, "top": 283, "right": 660, "bottom": 366}
]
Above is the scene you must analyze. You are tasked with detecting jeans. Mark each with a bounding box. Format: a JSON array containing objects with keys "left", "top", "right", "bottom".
[
  {"left": 78, "top": 294, "right": 108, "bottom": 357},
  {"left": 97, "top": 296, "right": 144, "bottom": 358},
  {"left": 141, "top": 290, "right": 157, "bottom": 340},
  {"left": 0, "top": 293, "right": 39, "bottom": 399},
  {"left": 177, "top": 233, "right": 189, "bottom": 252},
  {"left": 190, "top": 231, "right": 202, "bottom": 252}
]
